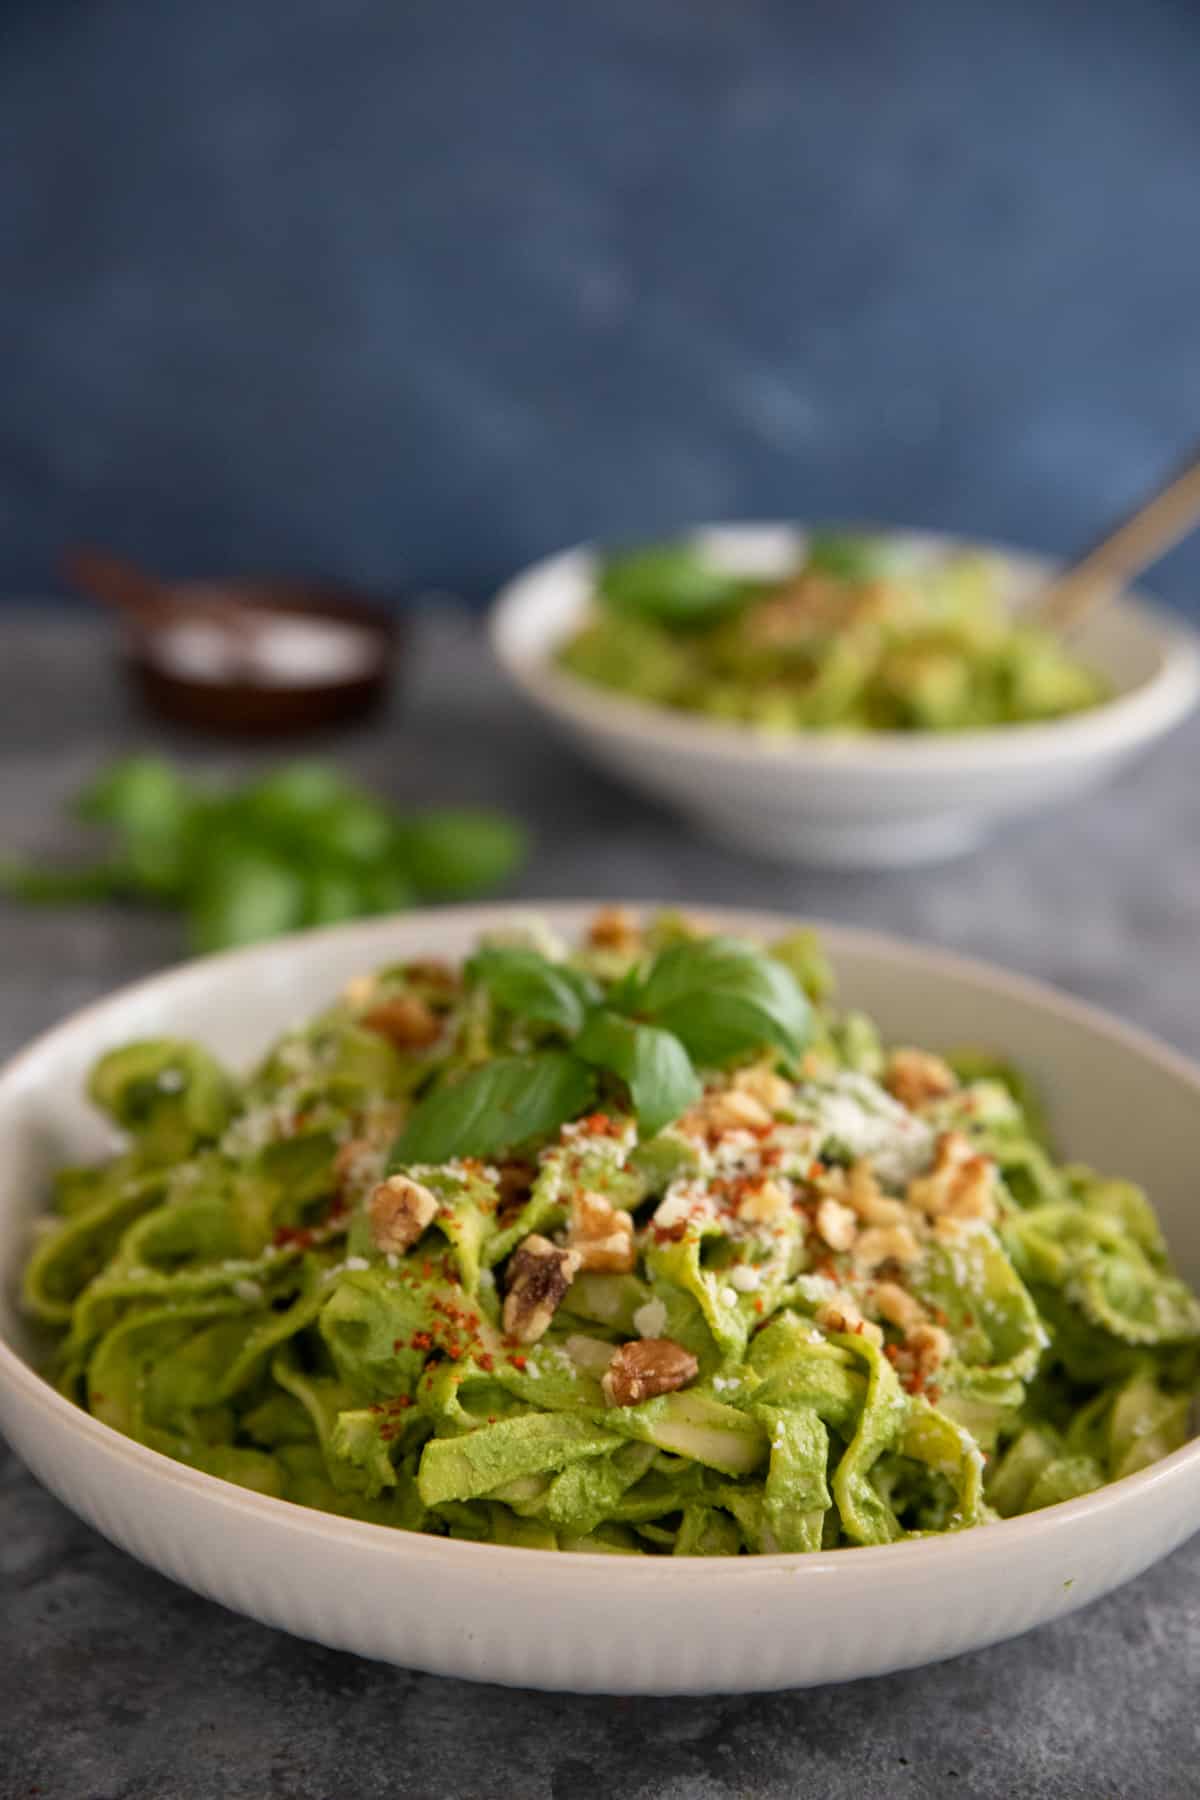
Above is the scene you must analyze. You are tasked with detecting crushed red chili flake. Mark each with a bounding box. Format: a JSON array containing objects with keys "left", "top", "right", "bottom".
[
  {"left": 508, "top": 1353, "right": 528, "bottom": 1370},
  {"left": 580, "top": 1112, "right": 620, "bottom": 1137},
  {"left": 477, "top": 1351, "right": 494, "bottom": 1372},
  {"left": 926, "top": 1384, "right": 942, "bottom": 1405},
  {"left": 272, "top": 1223, "right": 315, "bottom": 1251},
  {"left": 410, "top": 1331, "right": 433, "bottom": 1351},
  {"left": 445, "top": 1346, "right": 463, "bottom": 1362},
  {"left": 752, "top": 1297, "right": 765, "bottom": 1315}
]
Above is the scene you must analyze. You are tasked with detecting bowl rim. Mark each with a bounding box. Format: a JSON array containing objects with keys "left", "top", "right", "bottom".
[
  {"left": 2, "top": 900, "right": 1199, "bottom": 1584},
  {"left": 489, "top": 524, "right": 1200, "bottom": 773}
]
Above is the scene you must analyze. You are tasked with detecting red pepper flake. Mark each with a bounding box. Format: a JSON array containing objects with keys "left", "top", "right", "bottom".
[
  {"left": 477, "top": 1351, "right": 494, "bottom": 1372},
  {"left": 272, "top": 1224, "right": 315, "bottom": 1251},
  {"left": 445, "top": 1345, "right": 463, "bottom": 1362},
  {"left": 509, "top": 1353, "right": 528, "bottom": 1370},
  {"left": 410, "top": 1331, "right": 433, "bottom": 1351},
  {"left": 884, "top": 1343, "right": 901, "bottom": 1365},
  {"left": 926, "top": 1384, "right": 942, "bottom": 1405},
  {"left": 581, "top": 1112, "right": 619, "bottom": 1137},
  {"left": 753, "top": 1297, "right": 764, "bottom": 1315},
  {"left": 487, "top": 1414, "right": 497, "bottom": 1424}
]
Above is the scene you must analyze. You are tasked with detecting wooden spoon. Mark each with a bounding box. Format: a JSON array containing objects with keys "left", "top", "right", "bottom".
[{"left": 1032, "top": 446, "right": 1200, "bottom": 633}]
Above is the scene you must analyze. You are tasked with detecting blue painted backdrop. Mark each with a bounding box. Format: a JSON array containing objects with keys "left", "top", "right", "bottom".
[{"left": 1, "top": 0, "right": 1198, "bottom": 611}]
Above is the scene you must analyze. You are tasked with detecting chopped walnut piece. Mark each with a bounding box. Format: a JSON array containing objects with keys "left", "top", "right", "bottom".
[
  {"left": 908, "top": 1132, "right": 996, "bottom": 1224},
  {"left": 702, "top": 1088, "right": 773, "bottom": 1136},
  {"left": 403, "top": 958, "right": 460, "bottom": 994},
  {"left": 567, "top": 1190, "right": 636, "bottom": 1273},
  {"left": 502, "top": 1234, "right": 581, "bottom": 1344},
  {"left": 601, "top": 1338, "right": 698, "bottom": 1407},
  {"left": 731, "top": 1066, "right": 793, "bottom": 1113},
  {"left": 884, "top": 1048, "right": 958, "bottom": 1112},
  {"left": 362, "top": 993, "right": 443, "bottom": 1051},
  {"left": 908, "top": 1320, "right": 953, "bottom": 1375},
  {"left": 853, "top": 1222, "right": 921, "bottom": 1271},
  {"left": 842, "top": 1160, "right": 909, "bottom": 1226},
  {"left": 815, "top": 1197, "right": 858, "bottom": 1253},
  {"left": 736, "top": 1178, "right": 791, "bottom": 1226},
  {"left": 814, "top": 1298, "right": 883, "bottom": 1347},
  {"left": 342, "top": 973, "right": 379, "bottom": 1010},
  {"left": 368, "top": 1174, "right": 438, "bottom": 1255},
  {"left": 587, "top": 905, "right": 642, "bottom": 953},
  {"left": 873, "top": 1280, "right": 927, "bottom": 1333},
  {"left": 334, "top": 1137, "right": 380, "bottom": 1204}
]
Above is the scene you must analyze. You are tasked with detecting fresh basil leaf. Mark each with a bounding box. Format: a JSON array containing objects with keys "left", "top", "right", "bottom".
[
  {"left": 357, "top": 862, "right": 417, "bottom": 916},
  {"left": 575, "top": 1010, "right": 701, "bottom": 1136},
  {"left": 630, "top": 936, "right": 811, "bottom": 1065},
  {"left": 467, "top": 948, "right": 601, "bottom": 1036},
  {"left": 598, "top": 545, "right": 751, "bottom": 628},
  {"left": 75, "top": 755, "right": 195, "bottom": 898},
  {"left": 302, "top": 868, "right": 368, "bottom": 927},
  {"left": 187, "top": 847, "right": 307, "bottom": 953},
  {"left": 0, "top": 860, "right": 131, "bottom": 904},
  {"left": 393, "top": 811, "right": 527, "bottom": 897},
  {"left": 804, "top": 533, "right": 890, "bottom": 583},
  {"left": 236, "top": 766, "right": 395, "bottom": 865},
  {"left": 390, "top": 1051, "right": 595, "bottom": 1166}
]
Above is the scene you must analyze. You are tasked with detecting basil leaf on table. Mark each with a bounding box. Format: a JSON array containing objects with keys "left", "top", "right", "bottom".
[
  {"left": 597, "top": 545, "right": 752, "bottom": 629},
  {"left": 389, "top": 1051, "right": 596, "bottom": 1166},
  {"left": 76, "top": 755, "right": 196, "bottom": 899},
  {"left": 630, "top": 935, "right": 812, "bottom": 1065},
  {"left": 3, "top": 756, "right": 528, "bottom": 952},
  {"left": 391, "top": 811, "right": 527, "bottom": 897},
  {"left": 467, "top": 948, "right": 602, "bottom": 1037},
  {"left": 187, "top": 847, "right": 307, "bottom": 954},
  {"left": 574, "top": 1010, "right": 701, "bottom": 1136}
]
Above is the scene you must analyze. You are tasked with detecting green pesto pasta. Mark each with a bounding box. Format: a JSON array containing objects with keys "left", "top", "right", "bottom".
[
  {"left": 23, "top": 911, "right": 1198, "bottom": 1553},
  {"left": 556, "top": 536, "right": 1108, "bottom": 733}
]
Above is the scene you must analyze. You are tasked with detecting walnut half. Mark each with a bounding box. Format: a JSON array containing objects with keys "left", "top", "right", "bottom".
[
  {"left": 601, "top": 1338, "right": 698, "bottom": 1407},
  {"left": 369, "top": 1175, "right": 438, "bottom": 1254},
  {"left": 884, "top": 1048, "right": 958, "bottom": 1112},
  {"left": 567, "top": 1191, "right": 636, "bottom": 1273},
  {"left": 362, "top": 994, "right": 443, "bottom": 1051},
  {"left": 502, "top": 1234, "right": 581, "bottom": 1344}
]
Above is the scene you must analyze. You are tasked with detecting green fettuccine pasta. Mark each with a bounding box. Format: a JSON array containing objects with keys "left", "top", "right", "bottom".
[{"left": 22, "top": 911, "right": 1199, "bottom": 1552}]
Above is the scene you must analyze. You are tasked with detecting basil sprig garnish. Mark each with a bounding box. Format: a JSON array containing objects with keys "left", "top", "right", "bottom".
[{"left": 390, "top": 935, "right": 811, "bottom": 1163}]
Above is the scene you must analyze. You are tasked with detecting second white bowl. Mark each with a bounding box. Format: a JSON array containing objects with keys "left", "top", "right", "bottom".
[{"left": 490, "top": 526, "right": 1200, "bottom": 868}]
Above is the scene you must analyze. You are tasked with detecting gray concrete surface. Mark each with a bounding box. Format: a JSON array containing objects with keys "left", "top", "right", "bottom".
[{"left": 1, "top": 611, "right": 1198, "bottom": 1800}]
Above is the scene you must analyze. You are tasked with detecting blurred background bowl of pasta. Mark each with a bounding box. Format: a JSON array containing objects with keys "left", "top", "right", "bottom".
[{"left": 491, "top": 525, "right": 1200, "bottom": 868}]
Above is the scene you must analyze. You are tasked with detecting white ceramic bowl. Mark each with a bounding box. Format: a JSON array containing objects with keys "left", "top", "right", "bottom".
[
  {"left": 2, "top": 903, "right": 1199, "bottom": 1695},
  {"left": 490, "top": 527, "right": 1200, "bottom": 868}
]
